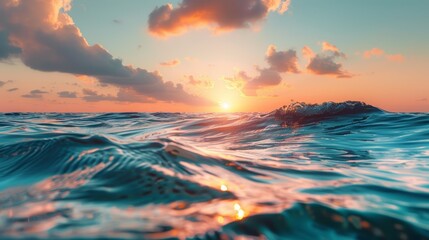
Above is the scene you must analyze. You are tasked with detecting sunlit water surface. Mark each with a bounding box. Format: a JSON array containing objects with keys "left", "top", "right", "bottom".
[{"left": 0, "top": 102, "right": 429, "bottom": 239}]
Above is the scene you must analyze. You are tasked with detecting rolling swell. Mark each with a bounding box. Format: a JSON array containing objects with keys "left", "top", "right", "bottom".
[{"left": 0, "top": 101, "right": 429, "bottom": 239}]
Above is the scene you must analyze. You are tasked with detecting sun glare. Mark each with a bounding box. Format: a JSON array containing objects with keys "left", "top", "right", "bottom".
[{"left": 220, "top": 102, "right": 231, "bottom": 111}]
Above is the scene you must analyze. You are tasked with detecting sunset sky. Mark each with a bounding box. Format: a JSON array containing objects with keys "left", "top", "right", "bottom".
[{"left": 1, "top": 0, "right": 428, "bottom": 112}]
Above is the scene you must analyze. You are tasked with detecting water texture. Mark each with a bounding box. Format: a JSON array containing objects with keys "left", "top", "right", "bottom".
[{"left": 0, "top": 101, "right": 428, "bottom": 239}]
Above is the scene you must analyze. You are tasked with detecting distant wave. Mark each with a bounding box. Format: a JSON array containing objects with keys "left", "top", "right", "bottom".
[
  {"left": 271, "top": 101, "right": 382, "bottom": 125},
  {"left": 0, "top": 103, "right": 428, "bottom": 239}
]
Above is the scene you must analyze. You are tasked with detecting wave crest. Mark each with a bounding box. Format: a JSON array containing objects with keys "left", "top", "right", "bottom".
[{"left": 272, "top": 101, "right": 382, "bottom": 124}]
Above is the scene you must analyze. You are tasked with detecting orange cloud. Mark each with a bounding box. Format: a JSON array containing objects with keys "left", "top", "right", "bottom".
[
  {"left": 363, "top": 48, "right": 385, "bottom": 58},
  {"left": 160, "top": 59, "right": 180, "bottom": 67},
  {"left": 322, "top": 41, "right": 340, "bottom": 53},
  {"left": 362, "top": 48, "right": 404, "bottom": 62},
  {"left": 302, "top": 46, "right": 315, "bottom": 60},
  {"left": 148, "top": 0, "right": 292, "bottom": 37},
  {"left": 386, "top": 54, "right": 405, "bottom": 62}
]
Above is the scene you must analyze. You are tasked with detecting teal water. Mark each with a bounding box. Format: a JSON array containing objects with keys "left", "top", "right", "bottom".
[{"left": 0, "top": 102, "right": 428, "bottom": 239}]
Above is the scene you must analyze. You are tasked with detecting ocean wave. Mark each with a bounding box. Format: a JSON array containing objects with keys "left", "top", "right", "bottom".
[
  {"left": 272, "top": 101, "right": 383, "bottom": 125},
  {"left": 0, "top": 102, "right": 428, "bottom": 239}
]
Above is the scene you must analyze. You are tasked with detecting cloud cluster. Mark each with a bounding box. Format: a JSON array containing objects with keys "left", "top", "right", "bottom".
[
  {"left": 227, "top": 44, "right": 299, "bottom": 96},
  {"left": 58, "top": 91, "right": 77, "bottom": 98},
  {"left": 363, "top": 48, "right": 404, "bottom": 62},
  {"left": 22, "top": 89, "right": 48, "bottom": 99},
  {"left": 148, "top": 0, "right": 291, "bottom": 37},
  {"left": 82, "top": 88, "right": 154, "bottom": 103},
  {"left": 0, "top": 0, "right": 210, "bottom": 105},
  {"left": 303, "top": 42, "right": 351, "bottom": 78},
  {"left": 187, "top": 75, "right": 214, "bottom": 88}
]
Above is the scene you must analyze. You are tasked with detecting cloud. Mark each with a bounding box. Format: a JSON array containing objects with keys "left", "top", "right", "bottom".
[
  {"left": 363, "top": 48, "right": 385, "bottom": 58},
  {"left": 226, "top": 44, "right": 298, "bottom": 96},
  {"left": 160, "top": 59, "right": 180, "bottom": 67},
  {"left": 305, "top": 43, "right": 352, "bottom": 78},
  {"left": 302, "top": 46, "right": 315, "bottom": 60},
  {"left": 82, "top": 89, "right": 118, "bottom": 102},
  {"left": 363, "top": 48, "right": 404, "bottom": 62},
  {"left": 82, "top": 88, "right": 155, "bottom": 103},
  {"left": 148, "top": 0, "right": 292, "bottom": 37},
  {"left": 266, "top": 45, "right": 299, "bottom": 73},
  {"left": 0, "top": 30, "right": 21, "bottom": 60},
  {"left": 22, "top": 89, "right": 48, "bottom": 99},
  {"left": 0, "top": 0, "right": 211, "bottom": 106},
  {"left": 187, "top": 75, "right": 214, "bottom": 88},
  {"left": 240, "top": 68, "right": 282, "bottom": 96},
  {"left": 386, "top": 54, "right": 404, "bottom": 62},
  {"left": 58, "top": 91, "right": 77, "bottom": 98},
  {"left": 322, "top": 41, "right": 340, "bottom": 53},
  {"left": 0, "top": 80, "right": 12, "bottom": 87},
  {"left": 8, "top": 87, "right": 18, "bottom": 92}
]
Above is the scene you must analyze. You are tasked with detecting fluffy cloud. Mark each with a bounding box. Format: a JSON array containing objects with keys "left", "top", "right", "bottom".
[
  {"left": 304, "top": 42, "right": 352, "bottom": 78},
  {"left": 0, "top": 0, "right": 210, "bottom": 105},
  {"left": 22, "top": 89, "right": 48, "bottom": 99},
  {"left": 160, "top": 59, "right": 180, "bottom": 67},
  {"left": 187, "top": 75, "right": 214, "bottom": 88},
  {"left": 148, "top": 0, "right": 292, "bottom": 37},
  {"left": 227, "top": 44, "right": 298, "bottom": 96},
  {"left": 266, "top": 45, "right": 299, "bottom": 73},
  {"left": 239, "top": 68, "right": 282, "bottom": 96},
  {"left": 363, "top": 48, "right": 404, "bottom": 62},
  {"left": 58, "top": 91, "right": 77, "bottom": 98}
]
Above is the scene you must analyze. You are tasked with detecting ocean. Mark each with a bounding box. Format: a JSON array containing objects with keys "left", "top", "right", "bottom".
[{"left": 0, "top": 101, "right": 428, "bottom": 239}]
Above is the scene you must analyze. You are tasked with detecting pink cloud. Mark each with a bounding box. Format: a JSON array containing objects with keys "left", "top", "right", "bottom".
[
  {"left": 362, "top": 48, "right": 404, "bottom": 62},
  {"left": 160, "top": 59, "right": 180, "bottom": 67},
  {"left": 386, "top": 54, "right": 405, "bottom": 62},
  {"left": 363, "top": 48, "right": 385, "bottom": 58}
]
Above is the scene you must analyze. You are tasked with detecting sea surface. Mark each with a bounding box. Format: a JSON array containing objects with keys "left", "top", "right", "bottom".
[{"left": 0, "top": 101, "right": 429, "bottom": 239}]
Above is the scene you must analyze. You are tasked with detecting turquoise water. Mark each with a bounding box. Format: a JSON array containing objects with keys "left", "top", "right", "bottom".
[{"left": 0, "top": 102, "right": 428, "bottom": 239}]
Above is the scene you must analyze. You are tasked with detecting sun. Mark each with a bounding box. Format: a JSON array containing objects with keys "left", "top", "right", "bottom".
[{"left": 220, "top": 102, "right": 231, "bottom": 111}]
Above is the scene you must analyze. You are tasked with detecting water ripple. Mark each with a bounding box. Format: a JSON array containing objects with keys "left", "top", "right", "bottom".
[{"left": 0, "top": 102, "right": 428, "bottom": 239}]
